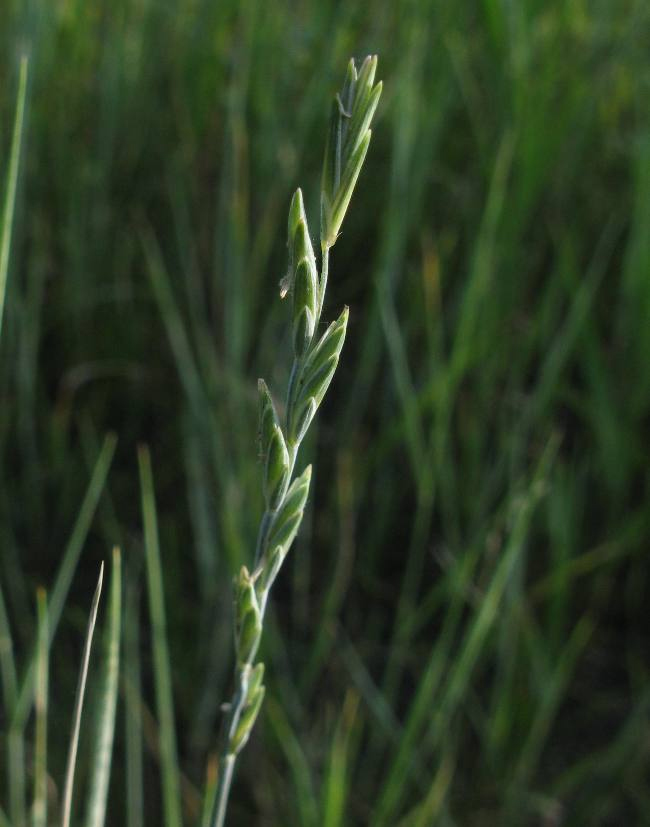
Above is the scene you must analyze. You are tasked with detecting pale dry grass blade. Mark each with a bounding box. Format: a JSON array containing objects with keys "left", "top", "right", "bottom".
[
  {"left": 84, "top": 548, "right": 122, "bottom": 827},
  {"left": 12, "top": 434, "right": 117, "bottom": 732},
  {"left": 32, "top": 588, "right": 48, "bottom": 827},
  {"left": 61, "top": 563, "right": 104, "bottom": 827}
]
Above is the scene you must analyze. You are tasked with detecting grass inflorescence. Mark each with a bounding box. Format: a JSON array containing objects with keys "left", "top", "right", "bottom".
[{"left": 209, "top": 56, "right": 381, "bottom": 827}]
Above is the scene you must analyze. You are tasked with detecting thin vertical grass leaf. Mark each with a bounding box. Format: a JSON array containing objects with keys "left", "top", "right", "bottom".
[
  {"left": 264, "top": 698, "right": 319, "bottom": 827},
  {"left": 322, "top": 692, "right": 358, "bottom": 827},
  {"left": 13, "top": 434, "right": 117, "bottom": 731},
  {"left": 200, "top": 758, "right": 218, "bottom": 827},
  {"left": 123, "top": 582, "right": 144, "bottom": 827},
  {"left": 61, "top": 563, "right": 104, "bottom": 827},
  {"left": 32, "top": 588, "right": 48, "bottom": 827},
  {"left": 0, "top": 54, "right": 28, "bottom": 340},
  {"left": 138, "top": 445, "right": 183, "bottom": 827},
  {"left": 0, "top": 555, "right": 18, "bottom": 711},
  {"left": 84, "top": 548, "right": 122, "bottom": 827},
  {"left": 142, "top": 230, "right": 205, "bottom": 414},
  {"left": 0, "top": 585, "right": 22, "bottom": 827},
  {"left": 124, "top": 578, "right": 144, "bottom": 827},
  {"left": 7, "top": 435, "right": 114, "bottom": 827}
]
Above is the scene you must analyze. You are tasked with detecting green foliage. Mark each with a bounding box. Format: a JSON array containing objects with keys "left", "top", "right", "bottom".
[{"left": 1, "top": 1, "right": 649, "bottom": 825}]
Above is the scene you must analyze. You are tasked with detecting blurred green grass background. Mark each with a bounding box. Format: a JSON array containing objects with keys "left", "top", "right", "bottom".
[{"left": 1, "top": 0, "right": 649, "bottom": 824}]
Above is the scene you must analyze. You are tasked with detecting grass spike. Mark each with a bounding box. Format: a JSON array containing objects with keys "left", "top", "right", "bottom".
[{"left": 209, "top": 56, "right": 381, "bottom": 827}]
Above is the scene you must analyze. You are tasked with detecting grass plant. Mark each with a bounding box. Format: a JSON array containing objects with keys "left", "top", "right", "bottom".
[
  {"left": 0, "top": 2, "right": 649, "bottom": 824},
  {"left": 209, "top": 55, "right": 382, "bottom": 827}
]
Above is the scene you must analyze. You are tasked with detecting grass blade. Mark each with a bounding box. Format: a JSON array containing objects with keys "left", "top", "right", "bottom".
[
  {"left": 507, "top": 614, "right": 594, "bottom": 811},
  {"left": 0, "top": 583, "right": 17, "bottom": 712},
  {"left": 265, "top": 697, "right": 318, "bottom": 827},
  {"left": 32, "top": 588, "right": 48, "bottom": 827},
  {"left": 61, "top": 563, "right": 105, "bottom": 827},
  {"left": 142, "top": 229, "right": 205, "bottom": 415},
  {"left": 199, "top": 758, "right": 218, "bottom": 827},
  {"left": 85, "top": 547, "right": 122, "bottom": 827},
  {"left": 0, "top": 53, "right": 28, "bottom": 340},
  {"left": 124, "top": 576, "right": 144, "bottom": 827},
  {"left": 373, "top": 436, "right": 559, "bottom": 825},
  {"left": 7, "top": 723, "right": 26, "bottom": 827},
  {"left": 1, "top": 56, "right": 30, "bottom": 827},
  {"left": 321, "top": 692, "right": 358, "bottom": 827},
  {"left": 0, "top": 585, "right": 22, "bottom": 827},
  {"left": 138, "top": 445, "right": 183, "bottom": 827},
  {"left": 12, "top": 433, "right": 117, "bottom": 731}
]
